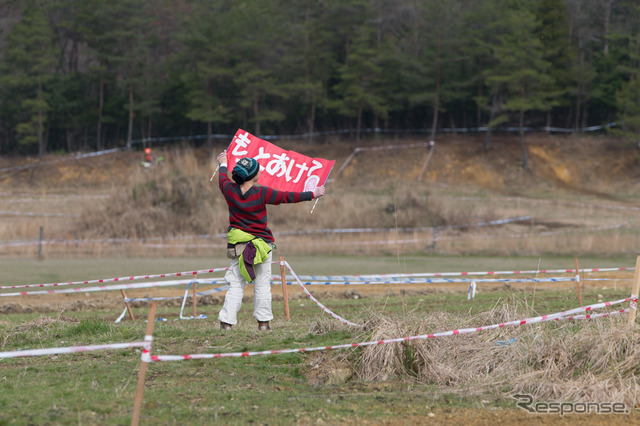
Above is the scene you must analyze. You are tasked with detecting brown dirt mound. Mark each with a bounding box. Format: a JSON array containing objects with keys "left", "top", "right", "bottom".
[{"left": 2, "top": 133, "right": 638, "bottom": 195}]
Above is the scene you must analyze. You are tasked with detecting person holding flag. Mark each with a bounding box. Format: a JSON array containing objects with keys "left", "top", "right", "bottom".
[{"left": 215, "top": 150, "right": 326, "bottom": 330}]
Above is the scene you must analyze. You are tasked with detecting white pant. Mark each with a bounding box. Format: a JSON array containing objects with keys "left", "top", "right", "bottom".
[{"left": 218, "top": 250, "right": 273, "bottom": 325}]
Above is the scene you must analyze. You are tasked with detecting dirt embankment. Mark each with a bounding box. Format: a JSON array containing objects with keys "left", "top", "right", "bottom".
[{"left": 1, "top": 133, "right": 639, "bottom": 194}]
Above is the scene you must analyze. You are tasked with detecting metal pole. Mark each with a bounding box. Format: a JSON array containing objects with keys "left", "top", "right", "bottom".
[{"left": 38, "top": 226, "right": 43, "bottom": 259}]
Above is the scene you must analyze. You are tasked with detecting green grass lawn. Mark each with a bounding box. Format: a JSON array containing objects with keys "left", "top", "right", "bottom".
[
  {"left": 1, "top": 254, "right": 638, "bottom": 424},
  {"left": 1, "top": 290, "right": 635, "bottom": 424}
]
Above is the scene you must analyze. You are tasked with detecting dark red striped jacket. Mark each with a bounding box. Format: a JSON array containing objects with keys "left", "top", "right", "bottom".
[{"left": 218, "top": 165, "right": 313, "bottom": 242}]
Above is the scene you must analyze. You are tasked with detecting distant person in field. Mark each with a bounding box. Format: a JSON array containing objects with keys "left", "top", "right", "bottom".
[
  {"left": 215, "top": 150, "right": 325, "bottom": 330},
  {"left": 141, "top": 147, "right": 155, "bottom": 168}
]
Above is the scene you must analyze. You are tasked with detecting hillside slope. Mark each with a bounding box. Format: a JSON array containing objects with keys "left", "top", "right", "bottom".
[
  {"left": 0, "top": 133, "right": 639, "bottom": 258},
  {"left": 2, "top": 134, "right": 639, "bottom": 193}
]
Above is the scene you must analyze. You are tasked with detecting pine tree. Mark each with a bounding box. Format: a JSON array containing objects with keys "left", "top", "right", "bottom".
[
  {"left": 614, "top": 77, "right": 640, "bottom": 144},
  {"left": 177, "top": 0, "right": 234, "bottom": 152},
  {"left": 535, "top": 0, "right": 573, "bottom": 128},
  {"left": 228, "top": 0, "right": 289, "bottom": 136},
  {"left": 485, "top": 1, "right": 554, "bottom": 169},
  {"left": 0, "top": 0, "right": 59, "bottom": 159},
  {"left": 332, "top": 22, "right": 387, "bottom": 144},
  {"left": 277, "top": 0, "right": 337, "bottom": 142}
]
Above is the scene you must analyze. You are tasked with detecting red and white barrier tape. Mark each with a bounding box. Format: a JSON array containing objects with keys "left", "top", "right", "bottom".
[
  {"left": 148, "top": 297, "right": 635, "bottom": 361},
  {"left": 2, "top": 263, "right": 630, "bottom": 292},
  {"left": 0, "top": 278, "right": 222, "bottom": 297},
  {"left": 0, "top": 340, "right": 146, "bottom": 359},
  {"left": 557, "top": 308, "right": 628, "bottom": 321},
  {"left": 0, "top": 261, "right": 291, "bottom": 290},
  {"left": 141, "top": 335, "right": 153, "bottom": 363},
  {"left": 0, "top": 266, "right": 232, "bottom": 290}
]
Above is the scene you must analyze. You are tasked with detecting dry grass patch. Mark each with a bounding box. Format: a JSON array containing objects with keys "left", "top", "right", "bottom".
[
  {"left": 309, "top": 297, "right": 640, "bottom": 406},
  {"left": 70, "top": 147, "right": 224, "bottom": 239},
  {"left": 1, "top": 312, "right": 80, "bottom": 348},
  {"left": 14, "top": 312, "right": 80, "bottom": 332}
]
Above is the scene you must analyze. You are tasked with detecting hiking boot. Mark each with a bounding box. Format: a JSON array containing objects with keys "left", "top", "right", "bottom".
[
  {"left": 220, "top": 321, "right": 233, "bottom": 330},
  {"left": 258, "top": 321, "right": 271, "bottom": 331}
]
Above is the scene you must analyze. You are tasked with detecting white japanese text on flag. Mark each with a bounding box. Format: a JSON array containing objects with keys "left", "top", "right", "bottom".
[{"left": 227, "top": 129, "right": 335, "bottom": 192}]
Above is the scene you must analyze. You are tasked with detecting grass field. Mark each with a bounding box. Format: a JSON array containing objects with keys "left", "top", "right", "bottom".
[
  {"left": 1, "top": 254, "right": 639, "bottom": 424},
  {"left": 2, "top": 136, "right": 640, "bottom": 424},
  {"left": 0, "top": 253, "right": 637, "bottom": 288}
]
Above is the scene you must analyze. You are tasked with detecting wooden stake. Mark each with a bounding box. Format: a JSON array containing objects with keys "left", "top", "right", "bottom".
[
  {"left": 192, "top": 273, "right": 198, "bottom": 318},
  {"left": 121, "top": 289, "right": 135, "bottom": 321},
  {"left": 280, "top": 257, "right": 290, "bottom": 321},
  {"left": 626, "top": 255, "right": 640, "bottom": 326},
  {"left": 131, "top": 302, "right": 157, "bottom": 426},
  {"left": 574, "top": 257, "right": 582, "bottom": 306}
]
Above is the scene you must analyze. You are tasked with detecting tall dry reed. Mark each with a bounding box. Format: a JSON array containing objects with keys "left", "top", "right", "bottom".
[{"left": 70, "top": 146, "right": 227, "bottom": 239}]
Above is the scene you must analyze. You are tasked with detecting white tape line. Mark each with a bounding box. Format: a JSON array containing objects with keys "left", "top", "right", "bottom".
[
  {"left": 467, "top": 281, "right": 477, "bottom": 300},
  {"left": 114, "top": 286, "right": 229, "bottom": 323},
  {"left": 276, "top": 277, "right": 577, "bottom": 286},
  {"left": 114, "top": 307, "right": 128, "bottom": 324},
  {"left": 282, "top": 266, "right": 634, "bottom": 281},
  {"left": 3, "top": 262, "right": 629, "bottom": 291},
  {"left": 1, "top": 279, "right": 221, "bottom": 297},
  {"left": 124, "top": 285, "right": 229, "bottom": 303},
  {"left": 179, "top": 281, "right": 206, "bottom": 320},
  {"left": 0, "top": 341, "right": 146, "bottom": 359},
  {"left": 285, "top": 261, "right": 360, "bottom": 327}
]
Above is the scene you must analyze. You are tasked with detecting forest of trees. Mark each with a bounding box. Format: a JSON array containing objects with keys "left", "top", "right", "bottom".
[{"left": 0, "top": 0, "right": 639, "bottom": 162}]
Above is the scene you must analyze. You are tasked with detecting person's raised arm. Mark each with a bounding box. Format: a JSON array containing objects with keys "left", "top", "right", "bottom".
[{"left": 263, "top": 184, "right": 326, "bottom": 205}]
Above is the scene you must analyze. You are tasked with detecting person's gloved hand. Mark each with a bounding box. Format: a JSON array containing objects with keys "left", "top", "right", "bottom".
[
  {"left": 313, "top": 186, "right": 326, "bottom": 199},
  {"left": 216, "top": 151, "right": 227, "bottom": 165}
]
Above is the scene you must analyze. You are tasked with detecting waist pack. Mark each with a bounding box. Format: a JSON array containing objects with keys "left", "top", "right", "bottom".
[{"left": 226, "top": 242, "right": 248, "bottom": 259}]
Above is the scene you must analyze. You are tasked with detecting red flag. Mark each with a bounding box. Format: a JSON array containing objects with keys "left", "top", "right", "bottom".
[{"left": 226, "top": 129, "right": 335, "bottom": 192}]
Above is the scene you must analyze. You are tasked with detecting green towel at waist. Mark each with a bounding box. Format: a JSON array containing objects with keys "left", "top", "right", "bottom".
[{"left": 227, "top": 228, "right": 272, "bottom": 283}]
